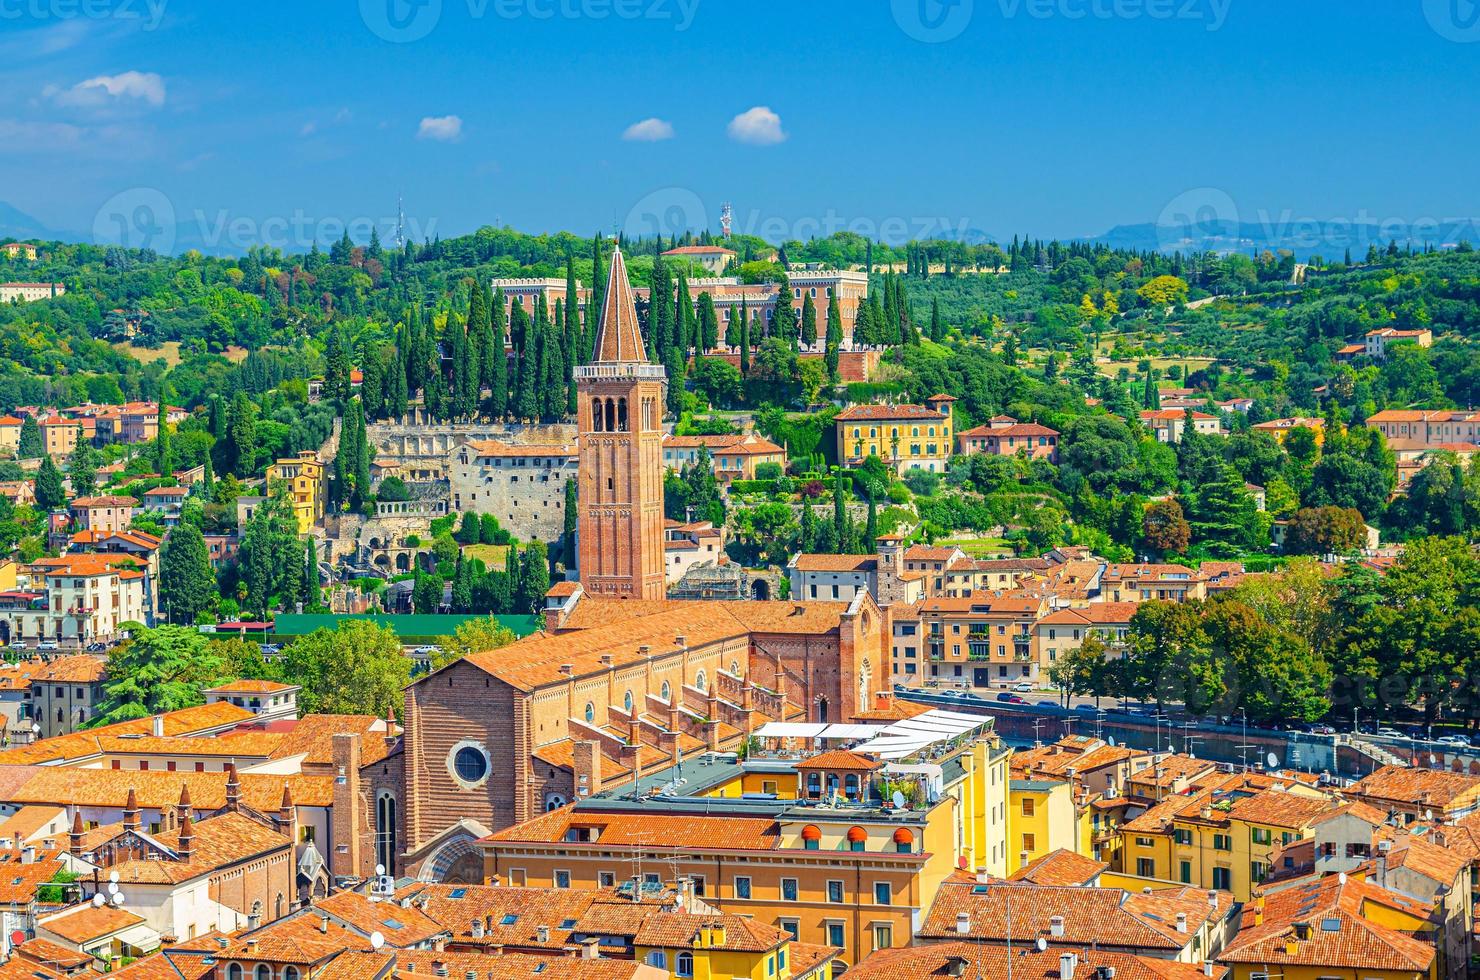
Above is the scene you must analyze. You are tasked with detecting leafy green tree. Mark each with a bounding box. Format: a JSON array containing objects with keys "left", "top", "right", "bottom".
[
  {"left": 431, "top": 617, "right": 518, "bottom": 671},
  {"left": 279, "top": 620, "right": 410, "bottom": 716},
  {"left": 34, "top": 456, "right": 64, "bottom": 509},
  {"left": 455, "top": 511, "right": 481, "bottom": 545},
  {"left": 516, "top": 540, "right": 550, "bottom": 613},
  {"left": 154, "top": 398, "right": 173, "bottom": 477},
  {"left": 222, "top": 392, "right": 257, "bottom": 477},
  {"left": 1185, "top": 464, "right": 1260, "bottom": 553},
  {"left": 89, "top": 626, "right": 227, "bottom": 726},
  {"left": 1123, "top": 601, "right": 1225, "bottom": 714},
  {"left": 160, "top": 522, "right": 216, "bottom": 623},
  {"left": 562, "top": 478, "right": 578, "bottom": 569},
  {"left": 1142, "top": 498, "right": 1190, "bottom": 555},
  {"left": 1285, "top": 506, "right": 1367, "bottom": 555},
  {"left": 412, "top": 569, "right": 443, "bottom": 614}
]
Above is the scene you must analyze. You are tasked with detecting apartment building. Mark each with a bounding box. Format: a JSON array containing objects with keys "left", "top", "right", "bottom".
[
  {"left": 1141, "top": 410, "right": 1224, "bottom": 444},
  {"left": 265, "top": 450, "right": 328, "bottom": 533},
  {"left": 955, "top": 416, "right": 1060, "bottom": 461},
  {"left": 835, "top": 395, "right": 956, "bottom": 474}
]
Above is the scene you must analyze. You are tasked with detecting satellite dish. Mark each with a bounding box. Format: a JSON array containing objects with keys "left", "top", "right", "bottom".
[
  {"left": 92, "top": 894, "right": 105, "bottom": 908},
  {"left": 892, "top": 791, "right": 907, "bottom": 809},
  {"left": 1035, "top": 938, "right": 1048, "bottom": 952},
  {"left": 110, "top": 894, "right": 124, "bottom": 906},
  {"left": 1107, "top": 737, "right": 1116, "bottom": 747},
  {"left": 375, "top": 864, "right": 386, "bottom": 877},
  {"left": 108, "top": 871, "right": 119, "bottom": 884},
  {"left": 107, "top": 883, "right": 119, "bottom": 896},
  {"left": 370, "top": 932, "right": 385, "bottom": 951},
  {"left": 1337, "top": 872, "right": 1347, "bottom": 884},
  {"left": 1265, "top": 752, "right": 1278, "bottom": 769}
]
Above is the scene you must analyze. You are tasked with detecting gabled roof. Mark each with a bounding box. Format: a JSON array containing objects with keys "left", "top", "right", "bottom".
[
  {"left": 1008, "top": 848, "right": 1108, "bottom": 886},
  {"left": 796, "top": 749, "right": 884, "bottom": 772}
]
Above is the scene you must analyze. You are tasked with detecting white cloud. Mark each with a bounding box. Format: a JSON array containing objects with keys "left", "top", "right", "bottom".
[
  {"left": 299, "top": 121, "right": 317, "bottom": 137},
  {"left": 727, "top": 105, "right": 785, "bottom": 145},
  {"left": 417, "top": 115, "right": 463, "bottom": 142},
  {"left": 45, "top": 71, "right": 166, "bottom": 108},
  {"left": 622, "top": 117, "right": 675, "bottom": 142}
]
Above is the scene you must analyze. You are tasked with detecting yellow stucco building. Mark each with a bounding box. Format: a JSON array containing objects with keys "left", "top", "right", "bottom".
[
  {"left": 835, "top": 395, "right": 956, "bottom": 474},
  {"left": 266, "top": 450, "right": 327, "bottom": 533}
]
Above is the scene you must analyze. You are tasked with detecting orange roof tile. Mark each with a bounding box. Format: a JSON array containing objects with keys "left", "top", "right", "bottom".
[{"left": 40, "top": 903, "right": 147, "bottom": 944}]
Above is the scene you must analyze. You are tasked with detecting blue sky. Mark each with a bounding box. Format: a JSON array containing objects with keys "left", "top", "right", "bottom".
[{"left": 2, "top": 0, "right": 1476, "bottom": 249}]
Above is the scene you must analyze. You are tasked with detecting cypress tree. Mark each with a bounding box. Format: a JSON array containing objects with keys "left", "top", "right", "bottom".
[
  {"left": 864, "top": 495, "right": 878, "bottom": 552},
  {"left": 648, "top": 257, "right": 672, "bottom": 363},
  {"left": 588, "top": 234, "right": 606, "bottom": 362},
  {"left": 70, "top": 426, "right": 96, "bottom": 498},
  {"left": 675, "top": 275, "right": 695, "bottom": 354},
  {"left": 542, "top": 317, "right": 566, "bottom": 421},
  {"left": 490, "top": 288, "right": 509, "bottom": 418},
  {"left": 386, "top": 347, "right": 409, "bottom": 419},
  {"left": 302, "top": 537, "right": 319, "bottom": 608},
  {"left": 562, "top": 478, "right": 578, "bottom": 570},
  {"left": 772, "top": 282, "right": 798, "bottom": 344},
  {"left": 929, "top": 298, "right": 944, "bottom": 342},
  {"left": 154, "top": 399, "right": 173, "bottom": 477},
  {"left": 508, "top": 301, "right": 531, "bottom": 414},
  {"left": 737, "top": 298, "right": 750, "bottom": 375},
  {"left": 697, "top": 292, "right": 719, "bottom": 352},
  {"left": 664, "top": 342, "right": 686, "bottom": 416},
  {"left": 800, "top": 293, "right": 818, "bottom": 349},
  {"left": 361, "top": 348, "right": 385, "bottom": 420},
  {"left": 824, "top": 294, "right": 843, "bottom": 381},
  {"left": 516, "top": 315, "right": 541, "bottom": 421},
  {"left": 35, "top": 456, "right": 64, "bottom": 510},
  {"left": 17, "top": 415, "right": 41, "bottom": 459},
  {"left": 831, "top": 472, "right": 847, "bottom": 549}
]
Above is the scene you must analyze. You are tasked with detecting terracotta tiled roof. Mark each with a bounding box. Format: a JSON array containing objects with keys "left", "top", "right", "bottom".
[
  {"left": 1346, "top": 764, "right": 1480, "bottom": 810},
  {"left": 632, "top": 912, "right": 787, "bottom": 952},
  {"left": 110, "top": 950, "right": 216, "bottom": 980},
  {"left": 487, "top": 806, "right": 782, "bottom": 851},
  {"left": 1378, "top": 831, "right": 1469, "bottom": 885},
  {"left": 219, "top": 912, "right": 372, "bottom": 964},
  {"left": 958, "top": 422, "right": 1060, "bottom": 438},
  {"left": 104, "top": 812, "right": 292, "bottom": 885},
  {"left": 316, "top": 891, "right": 448, "bottom": 947},
  {"left": 545, "top": 581, "right": 581, "bottom": 597},
  {"left": 796, "top": 749, "right": 883, "bottom": 772},
  {"left": 1008, "top": 848, "right": 1107, "bottom": 886},
  {"left": 790, "top": 554, "right": 877, "bottom": 573},
  {"left": 835, "top": 403, "right": 948, "bottom": 422},
  {"left": 661, "top": 245, "right": 735, "bottom": 256},
  {"left": 70, "top": 495, "right": 139, "bottom": 508},
  {"left": 4, "top": 767, "right": 335, "bottom": 810},
  {"left": 205, "top": 679, "right": 296, "bottom": 694},
  {"left": 0, "top": 702, "right": 256, "bottom": 765},
  {"left": 1220, "top": 875, "right": 1434, "bottom": 972},
  {"left": 40, "top": 903, "right": 147, "bottom": 944},
  {"left": 394, "top": 951, "right": 652, "bottom": 980},
  {"left": 0, "top": 848, "right": 66, "bottom": 904},
  {"left": 13, "top": 937, "right": 94, "bottom": 970},
  {"left": 394, "top": 884, "right": 599, "bottom": 949},
  {"left": 464, "top": 440, "right": 576, "bottom": 459},
  {"left": 844, "top": 943, "right": 1220, "bottom": 980},
  {"left": 919, "top": 879, "right": 1231, "bottom": 950},
  {"left": 30, "top": 655, "right": 106, "bottom": 684}
]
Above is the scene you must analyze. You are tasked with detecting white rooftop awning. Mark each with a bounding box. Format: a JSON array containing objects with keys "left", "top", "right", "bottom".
[{"left": 819, "top": 724, "right": 886, "bottom": 739}]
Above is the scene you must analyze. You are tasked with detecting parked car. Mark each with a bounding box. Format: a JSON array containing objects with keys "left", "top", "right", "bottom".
[
  {"left": 1307, "top": 723, "right": 1336, "bottom": 735},
  {"left": 1074, "top": 704, "right": 1100, "bottom": 714},
  {"left": 996, "top": 693, "right": 1026, "bottom": 704},
  {"left": 1373, "top": 728, "right": 1404, "bottom": 739},
  {"left": 1011, "top": 682, "right": 1034, "bottom": 693},
  {"left": 259, "top": 643, "right": 281, "bottom": 654},
  {"left": 85, "top": 641, "right": 109, "bottom": 652},
  {"left": 8, "top": 640, "right": 25, "bottom": 650},
  {"left": 1036, "top": 699, "right": 1059, "bottom": 708},
  {"left": 36, "top": 641, "right": 58, "bottom": 652},
  {"left": 1434, "top": 734, "right": 1471, "bottom": 748}
]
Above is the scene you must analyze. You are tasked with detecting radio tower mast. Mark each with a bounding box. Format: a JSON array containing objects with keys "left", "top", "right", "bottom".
[
  {"left": 720, "top": 202, "right": 733, "bottom": 240},
  {"left": 394, "top": 195, "right": 406, "bottom": 250}
]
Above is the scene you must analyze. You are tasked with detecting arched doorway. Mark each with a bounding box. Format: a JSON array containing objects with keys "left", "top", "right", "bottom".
[
  {"left": 419, "top": 835, "right": 483, "bottom": 884},
  {"left": 816, "top": 697, "right": 829, "bottom": 724},
  {"left": 751, "top": 579, "right": 771, "bottom": 600}
]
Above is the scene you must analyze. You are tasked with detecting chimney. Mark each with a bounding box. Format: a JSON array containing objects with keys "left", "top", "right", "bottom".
[
  {"left": 470, "top": 919, "right": 485, "bottom": 939},
  {"left": 19, "top": 845, "right": 34, "bottom": 865},
  {"left": 177, "top": 812, "right": 194, "bottom": 861},
  {"left": 224, "top": 764, "right": 242, "bottom": 809},
  {"left": 572, "top": 740, "right": 603, "bottom": 798},
  {"left": 319, "top": 914, "right": 330, "bottom": 934},
  {"left": 68, "top": 809, "right": 84, "bottom": 857},
  {"left": 151, "top": 714, "right": 164, "bottom": 737},
  {"left": 122, "top": 787, "right": 140, "bottom": 832},
  {"left": 579, "top": 938, "right": 599, "bottom": 960},
  {"left": 1019, "top": 849, "right": 1029, "bottom": 869},
  {"left": 599, "top": 654, "right": 614, "bottom": 668},
  {"left": 384, "top": 707, "right": 399, "bottom": 749},
  {"left": 1050, "top": 915, "right": 1065, "bottom": 938},
  {"left": 330, "top": 733, "right": 364, "bottom": 877},
  {"left": 1059, "top": 952, "right": 1078, "bottom": 980},
  {"left": 1175, "top": 912, "right": 1188, "bottom": 933},
  {"left": 1207, "top": 889, "right": 1218, "bottom": 909},
  {"left": 559, "top": 664, "right": 575, "bottom": 677},
  {"left": 975, "top": 868, "right": 988, "bottom": 885},
  {"left": 1202, "top": 963, "right": 1213, "bottom": 977},
  {"left": 536, "top": 925, "right": 550, "bottom": 944},
  {"left": 433, "top": 963, "right": 447, "bottom": 978},
  {"left": 956, "top": 912, "right": 971, "bottom": 935},
  {"left": 177, "top": 784, "right": 192, "bottom": 824},
  {"left": 275, "top": 784, "right": 296, "bottom": 837}
]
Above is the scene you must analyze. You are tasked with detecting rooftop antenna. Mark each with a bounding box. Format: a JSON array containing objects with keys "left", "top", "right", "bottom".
[
  {"left": 720, "top": 202, "right": 733, "bottom": 240},
  {"left": 394, "top": 195, "right": 405, "bottom": 250}
]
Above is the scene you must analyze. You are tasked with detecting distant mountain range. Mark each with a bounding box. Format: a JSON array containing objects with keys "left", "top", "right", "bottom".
[{"left": 4, "top": 201, "right": 1477, "bottom": 261}]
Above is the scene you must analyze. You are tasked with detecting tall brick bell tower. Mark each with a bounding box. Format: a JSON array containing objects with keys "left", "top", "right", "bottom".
[{"left": 575, "top": 245, "right": 667, "bottom": 599}]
